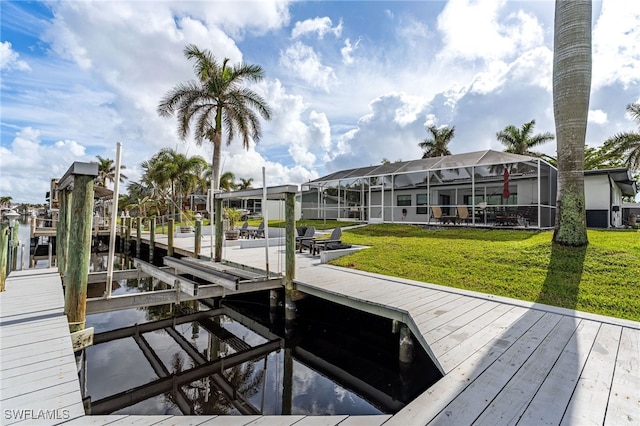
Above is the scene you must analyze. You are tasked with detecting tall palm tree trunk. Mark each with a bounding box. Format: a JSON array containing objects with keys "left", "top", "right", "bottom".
[{"left": 552, "top": 0, "right": 591, "bottom": 246}]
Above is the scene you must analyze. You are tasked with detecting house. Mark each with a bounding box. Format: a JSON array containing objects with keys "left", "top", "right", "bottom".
[
  {"left": 584, "top": 168, "right": 638, "bottom": 227},
  {"left": 301, "top": 150, "right": 637, "bottom": 229}
]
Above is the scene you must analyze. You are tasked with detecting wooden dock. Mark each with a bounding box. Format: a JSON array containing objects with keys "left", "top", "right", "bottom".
[
  {"left": 0, "top": 268, "right": 85, "bottom": 424},
  {"left": 1, "top": 233, "right": 638, "bottom": 424}
]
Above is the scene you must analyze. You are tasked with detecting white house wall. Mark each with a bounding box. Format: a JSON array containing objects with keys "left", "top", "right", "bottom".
[{"left": 584, "top": 175, "right": 611, "bottom": 210}]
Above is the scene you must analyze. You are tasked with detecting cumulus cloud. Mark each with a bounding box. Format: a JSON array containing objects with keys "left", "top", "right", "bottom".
[
  {"left": 328, "top": 92, "right": 430, "bottom": 170},
  {"left": 0, "top": 128, "right": 90, "bottom": 202},
  {"left": 592, "top": 0, "right": 640, "bottom": 90},
  {"left": 588, "top": 109, "right": 608, "bottom": 125},
  {"left": 291, "top": 16, "right": 342, "bottom": 39},
  {"left": 437, "top": 0, "right": 544, "bottom": 62},
  {"left": 0, "top": 41, "right": 31, "bottom": 71},
  {"left": 280, "top": 41, "right": 337, "bottom": 91}
]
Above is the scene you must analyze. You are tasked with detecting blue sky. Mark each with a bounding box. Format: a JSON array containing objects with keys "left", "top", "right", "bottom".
[{"left": 1, "top": 0, "right": 639, "bottom": 204}]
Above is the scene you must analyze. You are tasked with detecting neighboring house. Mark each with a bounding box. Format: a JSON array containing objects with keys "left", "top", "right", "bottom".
[
  {"left": 301, "top": 150, "right": 638, "bottom": 229},
  {"left": 584, "top": 169, "right": 638, "bottom": 228}
]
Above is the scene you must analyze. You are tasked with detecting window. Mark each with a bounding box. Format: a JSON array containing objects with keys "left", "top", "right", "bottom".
[
  {"left": 417, "top": 194, "right": 429, "bottom": 214},
  {"left": 397, "top": 194, "right": 411, "bottom": 206}
]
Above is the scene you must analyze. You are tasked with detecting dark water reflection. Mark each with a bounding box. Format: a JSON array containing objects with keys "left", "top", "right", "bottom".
[
  {"left": 82, "top": 254, "right": 440, "bottom": 417},
  {"left": 85, "top": 301, "right": 387, "bottom": 416}
]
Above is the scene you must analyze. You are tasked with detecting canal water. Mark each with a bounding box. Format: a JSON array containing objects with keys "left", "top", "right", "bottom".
[{"left": 82, "top": 268, "right": 442, "bottom": 416}]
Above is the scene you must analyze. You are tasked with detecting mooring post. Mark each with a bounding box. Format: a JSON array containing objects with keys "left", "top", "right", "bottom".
[
  {"left": 194, "top": 219, "right": 201, "bottom": 257},
  {"left": 125, "top": 216, "right": 131, "bottom": 255},
  {"left": 399, "top": 323, "right": 414, "bottom": 366},
  {"left": 63, "top": 166, "right": 97, "bottom": 333},
  {"left": 136, "top": 217, "right": 142, "bottom": 258},
  {"left": 0, "top": 225, "right": 8, "bottom": 291},
  {"left": 282, "top": 346, "right": 294, "bottom": 415},
  {"left": 167, "top": 219, "right": 174, "bottom": 257},
  {"left": 214, "top": 198, "right": 223, "bottom": 262},
  {"left": 119, "top": 215, "right": 125, "bottom": 253},
  {"left": 269, "top": 289, "right": 279, "bottom": 324},
  {"left": 10, "top": 222, "right": 19, "bottom": 271},
  {"left": 284, "top": 192, "right": 296, "bottom": 323},
  {"left": 149, "top": 217, "right": 156, "bottom": 264}
]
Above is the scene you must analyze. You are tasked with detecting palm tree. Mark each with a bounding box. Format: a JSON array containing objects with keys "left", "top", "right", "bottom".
[
  {"left": 95, "top": 155, "right": 127, "bottom": 187},
  {"left": 418, "top": 125, "right": 455, "bottom": 158},
  {"left": 147, "top": 148, "right": 208, "bottom": 218},
  {"left": 158, "top": 44, "right": 272, "bottom": 192},
  {"left": 237, "top": 177, "right": 254, "bottom": 190},
  {"left": 496, "top": 119, "right": 555, "bottom": 156},
  {"left": 0, "top": 196, "right": 12, "bottom": 208},
  {"left": 219, "top": 171, "right": 237, "bottom": 192},
  {"left": 603, "top": 103, "right": 640, "bottom": 170},
  {"left": 552, "top": 0, "right": 591, "bottom": 247}
]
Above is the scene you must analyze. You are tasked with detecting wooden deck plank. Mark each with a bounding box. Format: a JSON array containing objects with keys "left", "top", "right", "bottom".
[
  {"left": 396, "top": 292, "right": 462, "bottom": 316},
  {"left": 336, "top": 415, "right": 392, "bottom": 425},
  {"left": 413, "top": 298, "right": 488, "bottom": 334},
  {"left": 246, "top": 416, "right": 306, "bottom": 425},
  {"left": 517, "top": 319, "right": 601, "bottom": 425},
  {"left": 59, "top": 415, "right": 131, "bottom": 425},
  {"left": 367, "top": 286, "right": 435, "bottom": 306},
  {"left": 472, "top": 316, "right": 582, "bottom": 425},
  {"left": 604, "top": 327, "right": 640, "bottom": 425},
  {"left": 148, "top": 415, "right": 220, "bottom": 425},
  {"left": 428, "top": 304, "right": 515, "bottom": 355},
  {"left": 293, "top": 415, "right": 348, "bottom": 425},
  {"left": 383, "top": 309, "right": 546, "bottom": 426},
  {"left": 0, "top": 269, "right": 85, "bottom": 425},
  {"left": 423, "top": 300, "right": 499, "bottom": 344},
  {"left": 560, "top": 323, "right": 622, "bottom": 425},
  {"left": 425, "top": 312, "right": 563, "bottom": 425}
]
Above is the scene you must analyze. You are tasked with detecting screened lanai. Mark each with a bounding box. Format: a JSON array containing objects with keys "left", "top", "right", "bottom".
[{"left": 301, "top": 150, "right": 557, "bottom": 229}]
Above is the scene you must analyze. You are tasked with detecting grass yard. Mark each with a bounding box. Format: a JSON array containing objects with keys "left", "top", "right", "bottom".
[{"left": 330, "top": 224, "right": 640, "bottom": 322}]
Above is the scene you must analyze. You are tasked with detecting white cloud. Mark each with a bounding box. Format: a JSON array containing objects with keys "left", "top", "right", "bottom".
[
  {"left": 0, "top": 41, "right": 31, "bottom": 71},
  {"left": 588, "top": 109, "right": 608, "bottom": 125},
  {"left": 437, "top": 0, "right": 544, "bottom": 62},
  {"left": 280, "top": 41, "right": 337, "bottom": 91},
  {"left": 341, "top": 38, "right": 359, "bottom": 65},
  {"left": 291, "top": 17, "right": 342, "bottom": 39},
  {"left": 592, "top": 0, "right": 640, "bottom": 90},
  {"left": 0, "top": 128, "right": 90, "bottom": 202}
]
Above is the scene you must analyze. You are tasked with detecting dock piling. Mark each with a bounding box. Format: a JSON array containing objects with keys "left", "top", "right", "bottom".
[{"left": 168, "top": 219, "right": 174, "bottom": 257}]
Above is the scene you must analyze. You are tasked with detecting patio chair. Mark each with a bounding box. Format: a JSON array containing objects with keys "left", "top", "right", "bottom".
[
  {"left": 457, "top": 206, "right": 471, "bottom": 224},
  {"left": 238, "top": 221, "right": 250, "bottom": 238},
  {"left": 253, "top": 221, "right": 265, "bottom": 238},
  {"left": 296, "top": 226, "right": 316, "bottom": 253},
  {"left": 430, "top": 206, "right": 443, "bottom": 223},
  {"left": 311, "top": 227, "right": 343, "bottom": 255}
]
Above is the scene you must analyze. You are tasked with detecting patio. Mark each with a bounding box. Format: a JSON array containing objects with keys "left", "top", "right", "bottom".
[{"left": 302, "top": 150, "right": 557, "bottom": 229}]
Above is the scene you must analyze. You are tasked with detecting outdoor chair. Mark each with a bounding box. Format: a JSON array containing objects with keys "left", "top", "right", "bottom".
[
  {"left": 253, "top": 221, "right": 265, "bottom": 238},
  {"left": 238, "top": 221, "right": 250, "bottom": 238},
  {"left": 311, "top": 227, "right": 343, "bottom": 255},
  {"left": 430, "top": 206, "right": 443, "bottom": 223},
  {"left": 296, "top": 226, "right": 316, "bottom": 253},
  {"left": 457, "top": 206, "right": 471, "bottom": 224}
]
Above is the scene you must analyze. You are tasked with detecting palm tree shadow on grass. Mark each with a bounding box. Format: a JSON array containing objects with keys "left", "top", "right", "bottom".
[{"left": 536, "top": 243, "right": 587, "bottom": 311}]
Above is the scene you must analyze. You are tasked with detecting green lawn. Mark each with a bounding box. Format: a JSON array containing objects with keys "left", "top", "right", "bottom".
[{"left": 329, "top": 224, "right": 640, "bottom": 322}]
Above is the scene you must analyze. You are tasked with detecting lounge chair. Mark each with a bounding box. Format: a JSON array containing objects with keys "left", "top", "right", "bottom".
[
  {"left": 430, "top": 206, "right": 443, "bottom": 223},
  {"left": 296, "top": 226, "right": 316, "bottom": 253},
  {"left": 457, "top": 206, "right": 471, "bottom": 224},
  {"left": 311, "top": 227, "right": 343, "bottom": 255}
]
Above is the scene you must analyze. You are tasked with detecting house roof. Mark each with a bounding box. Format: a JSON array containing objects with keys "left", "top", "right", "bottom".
[
  {"left": 584, "top": 168, "right": 638, "bottom": 197},
  {"left": 309, "top": 150, "right": 548, "bottom": 184}
]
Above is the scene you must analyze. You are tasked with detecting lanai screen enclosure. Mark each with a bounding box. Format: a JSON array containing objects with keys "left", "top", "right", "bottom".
[{"left": 301, "top": 150, "right": 557, "bottom": 228}]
